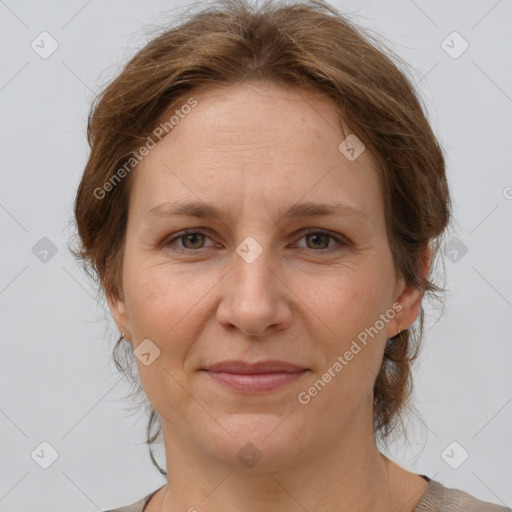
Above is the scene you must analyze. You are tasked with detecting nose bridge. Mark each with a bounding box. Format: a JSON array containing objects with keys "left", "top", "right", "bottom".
[
  {"left": 232, "top": 233, "right": 275, "bottom": 297},
  {"left": 216, "top": 232, "right": 288, "bottom": 335}
]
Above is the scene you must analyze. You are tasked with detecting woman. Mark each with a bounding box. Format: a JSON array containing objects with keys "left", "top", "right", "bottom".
[{"left": 72, "top": 0, "right": 510, "bottom": 510}]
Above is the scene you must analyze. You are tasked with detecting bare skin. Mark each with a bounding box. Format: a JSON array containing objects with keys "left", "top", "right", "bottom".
[{"left": 108, "top": 80, "right": 431, "bottom": 512}]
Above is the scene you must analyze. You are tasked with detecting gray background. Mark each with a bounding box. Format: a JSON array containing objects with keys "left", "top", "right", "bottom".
[{"left": 1, "top": 0, "right": 511, "bottom": 510}]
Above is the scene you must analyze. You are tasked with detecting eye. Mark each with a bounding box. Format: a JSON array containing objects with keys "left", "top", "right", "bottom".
[
  {"left": 294, "top": 229, "right": 348, "bottom": 253},
  {"left": 164, "top": 228, "right": 348, "bottom": 254},
  {"left": 164, "top": 229, "right": 214, "bottom": 252}
]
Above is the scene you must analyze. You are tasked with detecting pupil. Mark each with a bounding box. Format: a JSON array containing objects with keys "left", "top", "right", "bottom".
[
  {"left": 309, "top": 233, "right": 327, "bottom": 249},
  {"left": 186, "top": 234, "right": 202, "bottom": 248}
]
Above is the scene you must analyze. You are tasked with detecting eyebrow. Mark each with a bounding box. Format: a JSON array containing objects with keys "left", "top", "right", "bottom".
[{"left": 145, "top": 200, "right": 370, "bottom": 223}]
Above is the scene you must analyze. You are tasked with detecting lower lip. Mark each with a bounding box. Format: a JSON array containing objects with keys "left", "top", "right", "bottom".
[{"left": 202, "top": 370, "right": 308, "bottom": 393}]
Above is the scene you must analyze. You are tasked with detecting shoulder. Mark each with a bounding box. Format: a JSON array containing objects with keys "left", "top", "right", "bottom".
[
  {"left": 102, "top": 486, "right": 163, "bottom": 512},
  {"left": 416, "top": 477, "right": 511, "bottom": 512},
  {"left": 102, "top": 495, "right": 147, "bottom": 512}
]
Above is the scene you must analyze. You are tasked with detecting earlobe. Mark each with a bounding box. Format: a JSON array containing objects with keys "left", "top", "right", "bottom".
[
  {"left": 387, "top": 243, "right": 431, "bottom": 338},
  {"left": 389, "top": 281, "right": 425, "bottom": 338},
  {"left": 106, "top": 292, "right": 132, "bottom": 341}
]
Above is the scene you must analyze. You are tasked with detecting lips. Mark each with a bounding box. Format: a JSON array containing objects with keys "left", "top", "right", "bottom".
[
  {"left": 200, "top": 360, "right": 309, "bottom": 393},
  {"left": 203, "top": 360, "right": 307, "bottom": 374}
]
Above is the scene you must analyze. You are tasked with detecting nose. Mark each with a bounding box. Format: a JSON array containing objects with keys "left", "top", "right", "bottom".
[{"left": 215, "top": 241, "right": 293, "bottom": 337}]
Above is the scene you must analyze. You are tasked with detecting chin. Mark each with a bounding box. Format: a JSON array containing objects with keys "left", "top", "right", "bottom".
[{"left": 201, "top": 413, "right": 311, "bottom": 472}]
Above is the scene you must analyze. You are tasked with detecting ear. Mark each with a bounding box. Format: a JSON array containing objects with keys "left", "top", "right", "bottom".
[
  {"left": 386, "top": 242, "right": 432, "bottom": 339},
  {"left": 106, "top": 290, "right": 133, "bottom": 342}
]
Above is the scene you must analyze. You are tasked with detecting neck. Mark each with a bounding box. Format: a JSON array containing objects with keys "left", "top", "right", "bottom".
[{"left": 152, "top": 400, "right": 422, "bottom": 512}]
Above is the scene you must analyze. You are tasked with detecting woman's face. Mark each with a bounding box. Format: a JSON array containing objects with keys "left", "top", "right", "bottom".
[{"left": 108, "top": 81, "right": 425, "bottom": 470}]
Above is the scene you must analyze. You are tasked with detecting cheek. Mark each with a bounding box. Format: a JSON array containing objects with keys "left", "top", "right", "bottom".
[
  {"left": 313, "top": 267, "right": 388, "bottom": 330},
  {"left": 122, "top": 262, "right": 204, "bottom": 407},
  {"left": 123, "top": 256, "right": 220, "bottom": 358},
  {"left": 309, "top": 269, "right": 390, "bottom": 376},
  {"left": 124, "top": 265, "right": 169, "bottom": 336},
  {"left": 305, "top": 281, "right": 387, "bottom": 414}
]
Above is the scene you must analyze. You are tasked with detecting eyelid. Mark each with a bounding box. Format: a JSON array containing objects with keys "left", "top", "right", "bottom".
[
  {"left": 163, "top": 228, "right": 350, "bottom": 253},
  {"left": 298, "top": 228, "right": 350, "bottom": 247},
  {"left": 162, "top": 228, "right": 216, "bottom": 251}
]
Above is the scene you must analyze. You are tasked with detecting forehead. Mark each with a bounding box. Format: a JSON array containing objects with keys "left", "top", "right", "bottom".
[{"left": 130, "top": 81, "right": 383, "bottom": 223}]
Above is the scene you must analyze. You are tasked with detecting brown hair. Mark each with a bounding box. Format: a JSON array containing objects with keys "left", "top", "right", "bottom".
[{"left": 71, "top": 0, "right": 452, "bottom": 476}]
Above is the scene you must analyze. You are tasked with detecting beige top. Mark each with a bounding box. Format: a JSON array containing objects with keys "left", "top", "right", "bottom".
[{"left": 103, "top": 475, "right": 511, "bottom": 512}]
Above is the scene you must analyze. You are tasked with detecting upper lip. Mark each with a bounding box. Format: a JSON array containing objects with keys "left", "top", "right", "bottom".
[{"left": 202, "top": 360, "right": 308, "bottom": 374}]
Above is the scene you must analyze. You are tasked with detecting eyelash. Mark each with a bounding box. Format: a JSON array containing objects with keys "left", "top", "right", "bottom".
[{"left": 163, "top": 228, "right": 349, "bottom": 255}]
